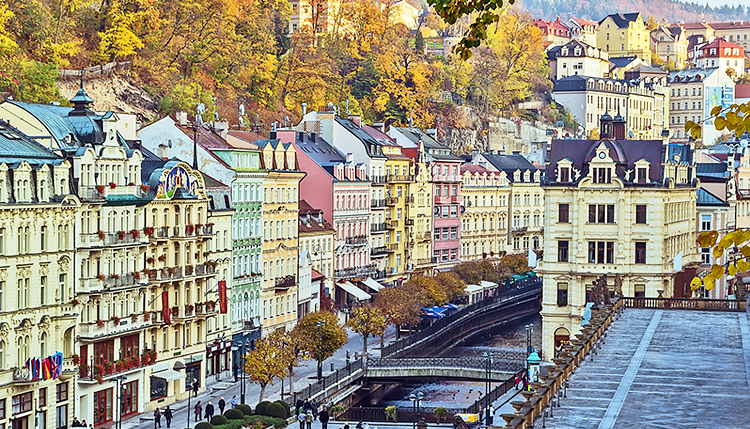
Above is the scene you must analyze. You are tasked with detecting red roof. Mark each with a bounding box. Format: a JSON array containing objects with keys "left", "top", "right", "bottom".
[
  {"left": 572, "top": 17, "right": 598, "bottom": 28},
  {"left": 311, "top": 268, "right": 325, "bottom": 281},
  {"left": 709, "top": 21, "right": 750, "bottom": 30},
  {"left": 736, "top": 84, "right": 750, "bottom": 100},
  {"left": 679, "top": 22, "right": 713, "bottom": 30},
  {"left": 461, "top": 165, "right": 497, "bottom": 175},
  {"left": 361, "top": 125, "right": 396, "bottom": 143},
  {"left": 532, "top": 17, "right": 571, "bottom": 37},
  {"left": 298, "top": 200, "right": 335, "bottom": 233},
  {"left": 699, "top": 38, "right": 745, "bottom": 58}
]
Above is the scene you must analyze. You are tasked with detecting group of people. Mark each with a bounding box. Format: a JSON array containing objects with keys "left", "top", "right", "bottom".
[
  {"left": 71, "top": 418, "right": 90, "bottom": 428},
  {"left": 295, "top": 398, "right": 329, "bottom": 429},
  {"left": 152, "top": 407, "right": 174, "bottom": 428},
  {"left": 193, "top": 395, "right": 239, "bottom": 422}
]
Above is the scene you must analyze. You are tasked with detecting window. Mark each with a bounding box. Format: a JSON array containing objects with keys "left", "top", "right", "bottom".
[
  {"left": 0, "top": 398, "right": 4, "bottom": 420},
  {"left": 56, "top": 404, "right": 68, "bottom": 429},
  {"left": 56, "top": 382, "right": 68, "bottom": 402},
  {"left": 700, "top": 214, "right": 711, "bottom": 231},
  {"left": 557, "top": 241, "right": 569, "bottom": 262},
  {"left": 635, "top": 242, "right": 646, "bottom": 264},
  {"left": 450, "top": 227, "right": 457, "bottom": 239},
  {"left": 41, "top": 226, "right": 47, "bottom": 251},
  {"left": 442, "top": 206, "right": 449, "bottom": 218},
  {"left": 635, "top": 205, "right": 647, "bottom": 224},
  {"left": 442, "top": 228, "right": 449, "bottom": 240},
  {"left": 559, "top": 167, "right": 570, "bottom": 182},
  {"left": 557, "top": 283, "right": 568, "bottom": 306},
  {"left": 701, "top": 247, "right": 711, "bottom": 265},
  {"left": 634, "top": 284, "right": 646, "bottom": 298},
  {"left": 434, "top": 229, "right": 440, "bottom": 241},
  {"left": 94, "top": 388, "right": 113, "bottom": 424},
  {"left": 588, "top": 204, "right": 615, "bottom": 223},
  {"left": 450, "top": 205, "right": 458, "bottom": 217},
  {"left": 558, "top": 204, "right": 569, "bottom": 223},
  {"left": 588, "top": 241, "right": 614, "bottom": 263},
  {"left": 593, "top": 167, "right": 612, "bottom": 184},
  {"left": 12, "top": 392, "right": 32, "bottom": 414},
  {"left": 637, "top": 167, "right": 647, "bottom": 183}
]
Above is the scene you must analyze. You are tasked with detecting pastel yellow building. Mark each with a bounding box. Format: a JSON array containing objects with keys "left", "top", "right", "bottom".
[
  {"left": 538, "top": 118, "right": 696, "bottom": 359},
  {"left": 407, "top": 144, "right": 434, "bottom": 271},
  {"left": 260, "top": 140, "right": 305, "bottom": 333},
  {"left": 384, "top": 143, "right": 412, "bottom": 281},
  {"left": 287, "top": 0, "right": 340, "bottom": 34},
  {"left": 597, "top": 12, "right": 652, "bottom": 64},
  {"left": 460, "top": 165, "right": 511, "bottom": 259}
]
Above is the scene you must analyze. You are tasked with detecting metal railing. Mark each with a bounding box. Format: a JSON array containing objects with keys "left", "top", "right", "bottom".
[
  {"left": 386, "top": 196, "right": 399, "bottom": 205},
  {"left": 346, "top": 236, "right": 368, "bottom": 246},
  {"left": 292, "top": 358, "right": 364, "bottom": 402},
  {"left": 340, "top": 407, "right": 464, "bottom": 424},
  {"left": 465, "top": 368, "right": 526, "bottom": 414},
  {"left": 371, "top": 222, "right": 386, "bottom": 232},
  {"left": 371, "top": 246, "right": 388, "bottom": 256},
  {"left": 622, "top": 296, "right": 746, "bottom": 311},
  {"left": 371, "top": 199, "right": 386, "bottom": 208},
  {"left": 387, "top": 174, "right": 414, "bottom": 183},
  {"left": 381, "top": 282, "right": 542, "bottom": 357},
  {"left": 368, "top": 356, "right": 523, "bottom": 372}
]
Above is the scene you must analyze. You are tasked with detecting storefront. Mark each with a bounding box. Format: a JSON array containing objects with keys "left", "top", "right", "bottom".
[{"left": 206, "top": 340, "right": 231, "bottom": 379}]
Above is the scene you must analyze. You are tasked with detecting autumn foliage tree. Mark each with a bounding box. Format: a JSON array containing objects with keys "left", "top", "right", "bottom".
[
  {"left": 244, "top": 330, "right": 289, "bottom": 402},
  {"left": 296, "top": 311, "right": 347, "bottom": 378},
  {"left": 345, "top": 304, "right": 387, "bottom": 355},
  {"left": 692, "top": 230, "right": 750, "bottom": 296}
]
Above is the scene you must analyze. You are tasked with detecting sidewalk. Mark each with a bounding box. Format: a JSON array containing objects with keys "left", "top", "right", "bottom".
[{"left": 123, "top": 326, "right": 400, "bottom": 429}]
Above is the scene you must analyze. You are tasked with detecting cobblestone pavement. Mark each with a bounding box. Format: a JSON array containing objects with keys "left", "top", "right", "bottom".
[{"left": 542, "top": 308, "right": 750, "bottom": 429}]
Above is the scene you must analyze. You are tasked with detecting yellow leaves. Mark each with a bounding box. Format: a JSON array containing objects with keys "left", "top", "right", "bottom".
[
  {"left": 728, "top": 264, "right": 739, "bottom": 276},
  {"left": 713, "top": 245, "right": 725, "bottom": 259},
  {"left": 738, "top": 259, "right": 750, "bottom": 274},
  {"left": 690, "top": 276, "right": 702, "bottom": 291},
  {"left": 697, "top": 231, "right": 718, "bottom": 247},
  {"left": 346, "top": 305, "right": 387, "bottom": 343},
  {"left": 683, "top": 120, "right": 701, "bottom": 140}
]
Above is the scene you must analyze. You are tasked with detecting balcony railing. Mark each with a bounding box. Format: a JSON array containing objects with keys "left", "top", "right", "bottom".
[
  {"left": 405, "top": 196, "right": 415, "bottom": 204},
  {"left": 334, "top": 263, "right": 377, "bottom": 279},
  {"left": 388, "top": 243, "right": 399, "bottom": 251},
  {"left": 405, "top": 219, "right": 414, "bottom": 226},
  {"left": 387, "top": 174, "right": 414, "bottom": 183},
  {"left": 78, "top": 316, "right": 152, "bottom": 339},
  {"left": 386, "top": 219, "right": 399, "bottom": 229},
  {"left": 371, "top": 199, "right": 386, "bottom": 208},
  {"left": 386, "top": 196, "right": 399, "bottom": 205},
  {"left": 79, "top": 186, "right": 106, "bottom": 201},
  {"left": 371, "top": 222, "right": 386, "bottom": 232},
  {"left": 346, "top": 235, "right": 368, "bottom": 246},
  {"left": 275, "top": 275, "right": 296, "bottom": 289},
  {"left": 104, "top": 232, "right": 148, "bottom": 246},
  {"left": 371, "top": 246, "right": 388, "bottom": 256},
  {"left": 155, "top": 226, "right": 169, "bottom": 239},
  {"left": 371, "top": 175, "right": 387, "bottom": 184}
]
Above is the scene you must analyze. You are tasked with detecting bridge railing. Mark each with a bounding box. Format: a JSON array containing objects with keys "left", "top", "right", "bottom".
[
  {"left": 292, "top": 358, "right": 364, "bottom": 403},
  {"left": 622, "top": 296, "right": 746, "bottom": 311},
  {"left": 368, "top": 356, "right": 524, "bottom": 372},
  {"left": 466, "top": 368, "right": 526, "bottom": 414},
  {"left": 340, "top": 406, "right": 465, "bottom": 423},
  {"left": 382, "top": 282, "right": 542, "bottom": 357}
]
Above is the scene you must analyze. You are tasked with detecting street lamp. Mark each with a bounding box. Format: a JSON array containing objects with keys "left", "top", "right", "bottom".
[
  {"left": 483, "top": 352, "right": 493, "bottom": 426},
  {"left": 173, "top": 361, "right": 192, "bottom": 428},
  {"left": 525, "top": 324, "right": 534, "bottom": 390},
  {"left": 109, "top": 375, "right": 127, "bottom": 429},
  {"left": 408, "top": 391, "right": 424, "bottom": 429},
  {"left": 237, "top": 341, "right": 247, "bottom": 404},
  {"left": 316, "top": 320, "right": 327, "bottom": 379}
]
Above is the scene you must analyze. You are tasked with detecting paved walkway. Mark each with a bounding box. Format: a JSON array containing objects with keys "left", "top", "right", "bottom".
[
  {"left": 542, "top": 308, "right": 750, "bottom": 429},
  {"left": 123, "top": 326, "right": 399, "bottom": 429}
]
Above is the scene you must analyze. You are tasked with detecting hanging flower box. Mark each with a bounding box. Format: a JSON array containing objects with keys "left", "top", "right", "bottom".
[
  {"left": 131, "top": 313, "right": 138, "bottom": 323},
  {"left": 186, "top": 224, "right": 195, "bottom": 234},
  {"left": 185, "top": 304, "right": 195, "bottom": 312},
  {"left": 143, "top": 227, "right": 155, "bottom": 237},
  {"left": 97, "top": 274, "right": 105, "bottom": 281},
  {"left": 133, "top": 271, "right": 141, "bottom": 280},
  {"left": 111, "top": 316, "right": 121, "bottom": 324},
  {"left": 95, "top": 373, "right": 104, "bottom": 384},
  {"left": 142, "top": 353, "right": 151, "bottom": 365},
  {"left": 71, "top": 354, "right": 81, "bottom": 365},
  {"left": 147, "top": 257, "right": 155, "bottom": 265},
  {"left": 110, "top": 274, "right": 120, "bottom": 280},
  {"left": 109, "top": 182, "right": 117, "bottom": 189},
  {"left": 171, "top": 306, "right": 179, "bottom": 316},
  {"left": 130, "top": 229, "right": 140, "bottom": 238},
  {"left": 97, "top": 230, "right": 106, "bottom": 241},
  {"left": 140, "top": 184, "right": 150, "bottom": 193},
  {"left": 96, "top": 185, "right": 105, "bottom": 194},
  {"left": 144, "top": 312, "right": 151, "bottom": 321},
  {"left": 115, "top": 360, "right": 125, "bottom": 372},
  {"left": 117, "top": 230, "right": 126, "bottom": 240},
  {"left": 71, "top": 298, "right": 80, "bottom": 306},
  {"left": 128, "top": 182, "right": 136, "bottom": 186},
  {"left": 150, "top": 350, "right": 157, "bottom": 361},
  {"left": 96, "top": 319, "right": 105, "bottom": 328},
  {"left": 79, "top": 363, "right": 90, "bottom": 377},
  {"left": 158, "top": 255, "right": 167, "bottom": 262}
]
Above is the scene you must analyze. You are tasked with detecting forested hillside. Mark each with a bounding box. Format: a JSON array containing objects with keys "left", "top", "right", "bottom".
[
  {"left": 519, "top": 0, "right": 749, "bottom": 23},
  {"left": 0, "top": 0, "right": 560, "bottom": 137}
]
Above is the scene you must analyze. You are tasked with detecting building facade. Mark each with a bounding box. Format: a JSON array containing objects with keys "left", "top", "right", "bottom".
[
  {"left": 298, "top": 200, "right": 335, "bottom": 316},
  {"left": 691, "top": 38, "right": 745, "bottom": 74},
  {"left": 538, "top": 116, "right": 696, "bottom": 359},
  {"left": 460, "top": 165, "right": 511, "bottom": 259},
  {"left": 552, "top": 40, "right": 610, "bottom": 81},
  {"left": 667, "top": 68, "right": 735, "bottom": 143},
  {"left": 597, "top": 12, "right": 652, "bottom": 64},
  {"left": 650, "top": 25, "right": 689, "bottom": 68},
  {"left": 567, "top": 17, "right": 599, "bottom": 47}
]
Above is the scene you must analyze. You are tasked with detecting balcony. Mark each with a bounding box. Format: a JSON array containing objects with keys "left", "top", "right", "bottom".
[
  {"left": 195, "top": 263, "right": 217, "bottom": 276},
  {"left": 275, "top": 274, "right": 296, "bottom": 290},
  {"left": 387, "top": 174, "right": 414, "bottom": 183},
  {"left": 405, "top": 196, "right": 415, "bottom": 204},
  {"left": 104, "top": 231, "right": 149, "bottom": 247},
  {"left": 77, "top": 350, "right": 158, "bottom": 383},
  {"left": 346, "top": 235, "right": 368, "bottom": 246},
  {"left": 371, "top": 199, "right": 386, "bottom": 208},
  {"left": 435, "top": 195, "right": 451, "bottom": 204},
  {"left": 334, "top": 263, "right": 377, "bottom": 280},
  {"left": 419, "top": 231, "right": 432, "bottom": 241},
  {"left": 405, "top": 219, "right": 414, "bottom": 226},
  {"left": 372, "top": 270, "right": 387, "bottom": 280},
  {"left": 511, "top": 226, "right": 528, "bottom": 234},
  {"left": 386, "top": 219, "right": 399, "bottom": 229},
  {"left": 78, "top": 315, "right": 153, "bottom": 341},
  {"left": 450, "top": 195, "right": 461, "bottom": 203},
  {"left": 103, "top": 273, "right": 145, "bottom": 289},
  {"left": 388, "top": 243, "right": 399, "bottom": 251},
  {"left": 415, "top": 258, "right": 436, "bottom": 266},
  {"left": 371, "top": 222, "right": 386, "bottom": 232},
  {"left": 79, "top": 185, "right": 106, "bottom": 201},
  {"left": 371, "top": 246, "right": 388, "bottom": 256},
  {"left": 79, "top": 233, "right": 104, "bottom": 248},
  {"left": 196, "top": 301, "right": 218, "bottom": 315},
  {"left": 386, "top": 196, "right": 399, "bottom": 205},
  {"left": 371, "top": 175, "right": 387, "bottom": 184}
]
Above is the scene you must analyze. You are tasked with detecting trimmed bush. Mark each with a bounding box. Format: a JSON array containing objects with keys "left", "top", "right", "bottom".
[
  {"left": 265, "top": 403, "right": 286, "bottom": 419},
  {"left": 212, "top": 420, "right": 246, "bottom": 429},
  {"left": 254, "top": 401, "right": 272, "bottom": 416},
  {"left": 245, "top": 415, "right": 286, "bottom": 428},
  {"left": 195, "top": 423, "right": 214, "bottom": 429},
  {"left": 274, "top": 400, "right": 291, "bottom": 418},
  {"left": 210, "top": 415, "right": 228, "bottom": 426},
  {"left": 224, "top": 409, "right": 244, "bottom": 420},
  {"left": 236, "top": 404, "right": 253, "bottom": 416}
]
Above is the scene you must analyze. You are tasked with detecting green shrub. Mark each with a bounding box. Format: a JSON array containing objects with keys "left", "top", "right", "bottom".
[
  {"left": 274, "top": 400, "right": 291, "bottom": 418},
  {"left": 195, "top": 423, "right": 214, "bottom": 429},
  {"left": 236, "top": 404, "right": 253, "bottom": 416},
  {"left": 224, "top": 409, "right": 245, "bottom": 420},
  {"left": 254, "top": 401, "right": 272, "bottom": 416},
  {"left": 212, "top": 420, "right": 246, "bottom": 429},
  {"left": 265, "top": 403, "right": 286, "bottom": 419},
  {"left": 245, "top": 415, "right": 286, "bottom": 428},
  {"left": 210, "top": 415, "right": 228, "bottom": 426}
]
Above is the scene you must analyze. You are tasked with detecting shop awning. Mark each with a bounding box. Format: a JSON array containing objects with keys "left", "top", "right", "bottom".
[
  {"left": 150, "top": 369, "right": 186, "bottom": 382},
  {"left": 337, "top": 281, "right": 371, "bottom": 301},
  {"left": 466, "top": 284, "right": 482, "bottom": 293},
  {"left": 363, "top": 277, "right": 385, "bottom": 292},
  {"left": 480, "top": 281, "right": 498, "bottom": 289}
]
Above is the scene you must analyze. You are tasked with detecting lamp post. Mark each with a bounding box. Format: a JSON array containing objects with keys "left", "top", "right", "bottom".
[
  {"left": 525, "top": 324, "right": 534, "bottom": 390},
  {"left": 238, "top": 341, "right": 247, "bottom": 404},
  {"left": 483, "top": 352, "right": 493, "bottom": 426},
  {"left": 173, "top": 362, "right": 189, "bottom": 428},
  {"left": 408, "top": 391, "right": 424, "bottom": 429},
  {"left": 109, "top": 375, "right": 127, "bottom": 429},
  {"left": 316, "top": 320, "right": 327, "bottom": 379}
]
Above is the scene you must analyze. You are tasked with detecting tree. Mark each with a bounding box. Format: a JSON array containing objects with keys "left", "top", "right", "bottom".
[
  {"left": 281, "top": 326, "right": 307, "bottom": 396},
  {"left": 244, "top": 330, "right": 289, "bottom": 402},
  {"left": 375, "top": 283, "right": 421, "bottom": 339},
  {"left": 405, "top": 274, "right": 447, "bottom": 305},
  {"left": 434, "top": 271, "right": 466, "bottom": 300},
  {"left": 498, "top": 254, "right": 529, "bottom": 276},
  {"left": 692, "top": 230, "right": 750, "bottom": 297},
  {"left": 296, "top": 311, "right": 347, "bottom": 378},
  {"left": 414, "top": 31, "right": 424, "bottom": 53},
  {"left": 345, "top": 304, "right": 387, "bottom": 355}
]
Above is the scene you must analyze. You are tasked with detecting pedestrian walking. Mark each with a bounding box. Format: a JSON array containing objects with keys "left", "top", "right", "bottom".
[
  {"left": 305, "top": 410, "right": 313, "bottom": 429},
  {"left": 230, "top": 396, "right": 238, "bottom": 409},
  {"left": 218, "top": 397, "right": 226, "bottom": 414},
  {"left": 297, "top": 412, "right": 306, "bottom": 429},
  {"left": 154, "top": 408, "right": 162, "bottom": 429},
  {"left": 296, "top": 399, "right": 304, "bottom": 414},
  {"left": 303, "top": 399, "right": 311, "bottom": 413},
  {"left": 205, "top": 401, "right": 215, "bottom": 421},
  {"left": 194, "top": 401, "right": 203, "bottom": 423},
  {"left": 319, "top": 407, "right": 329, "bottom": 429},
  {"left": 164, "top": 407, "right": 173, "bottom": 428},
  {"left": 80, "top": 421, "right": 87, "bottom": 428},
  {"left": 311, "top": 400, "right": 318, "bottom": 420}
]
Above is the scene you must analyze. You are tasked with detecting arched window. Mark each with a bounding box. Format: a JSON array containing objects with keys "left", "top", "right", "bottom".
[{"left": 40, "top": 332, "right": 47, "bottom": 357}]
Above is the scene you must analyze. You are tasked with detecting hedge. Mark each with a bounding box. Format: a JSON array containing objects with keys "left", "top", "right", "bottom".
[
  {"left": 225, "top": 409, "right": 245, "bottom": 420},
  {"left": 195, "top": 423, "right": 214, "bottom": 429},
  {"left": 254, "top": 401, "right": 272, "bottom": 416},
  {"left": 273, "top": 401, "right": 291, "bottom": 418},
  {"left": 210, "top": 416, "right": 228, "bottom": 426},
  {"left": 236, "top": 404, "right": 253, "bottom": 416},
  {"left": 264, "top": 403, "right": 286, "bottom": 419}
]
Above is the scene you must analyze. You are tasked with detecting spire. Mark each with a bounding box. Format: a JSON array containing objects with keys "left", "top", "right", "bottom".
[{"left": 69, "top": 70, "right": 94, "bottom": 116}]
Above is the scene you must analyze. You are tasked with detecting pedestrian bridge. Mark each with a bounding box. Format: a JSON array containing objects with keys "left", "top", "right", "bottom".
[{"left": 365, "top": 356, "right": 523, "bottom": 382}]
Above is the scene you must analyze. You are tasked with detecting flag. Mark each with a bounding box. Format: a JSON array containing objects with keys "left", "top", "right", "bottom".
[
  {"left": 162, "top": 291, "right": 171, "bottom": 325},
  {"left": 41, "top": 358, "right": 52, "bottom": 380},
  {"left": 528, "top": 248, "right": 537, "bottom": 268},
  {"left": 218, "top": 280, "right": 227, "bottom": 314},
  {"left": 673, "top": 251, "right": 683, "bottom": 272}
]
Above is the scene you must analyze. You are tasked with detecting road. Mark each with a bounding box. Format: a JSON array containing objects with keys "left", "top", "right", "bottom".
[{"left": 122, "top": 326, "right": 399, "bottom": 429}]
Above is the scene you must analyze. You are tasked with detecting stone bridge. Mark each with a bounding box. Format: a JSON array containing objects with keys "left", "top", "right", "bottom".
[{"left": 365, "top": 356, "right": 523, "bottom": 382}]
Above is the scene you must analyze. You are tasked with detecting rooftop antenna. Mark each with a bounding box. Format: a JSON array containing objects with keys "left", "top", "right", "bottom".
[
  {"left": 238, "top": 103, "right": 245, "bottom": 127},
  {"left": 272, "top": 121, "right": 278, "bottom": 132},
  {"left": 408, "top": 116, "right": 414, "bottom": 127},
  {"left": 346, "top": 99, "right": 350, "bottom": 116},
  {"left": 284, "top": 116, "right": 290, "bottom": 128},
  {"left": 302, "top": 102, "right": 308, "bottom": 116}
]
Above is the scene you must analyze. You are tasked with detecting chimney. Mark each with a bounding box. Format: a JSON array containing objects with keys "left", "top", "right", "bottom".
[
  {"left": 269, "top": 130, "right": 277, "bottom": 140},
  {"left": 373, "top": 122, "right": 385, "bottom": 132},
  {"left": 348, "top": 115, "right": 362, "bottom": 127},
  {"left": 158, "top": 143, "right": 168, "bottom": 160},
  {"left": 176, "top": 111, "right": 189, "bottom": 126},
  {"left": 613, "top": 112, "right": 626, "bottom": 139},
  {"left": 512, "top": 151, "right": 521, "bottom": 155},
  {"left": 600, "top": 112, "right": 613, "bottom": 138},
  {"left": 302, "top": 103, "right": 308, "bottom": 116},
  {"left": 426, "top": 128, "right": 437, "bottom": 138},
  {"left": 346, "top": 153, "right": 354, "bottom": 163},
  {"left": 214, "top": 120, "right": 228, "bottom": 139}
]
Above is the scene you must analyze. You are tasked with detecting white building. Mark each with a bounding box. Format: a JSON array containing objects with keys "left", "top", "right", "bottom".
[
  {"left": 551, "top": 40, "right": 610, "bottom": 81},
  {"left": 667, "top": 68, "right": 735, "bottom": 143}
]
